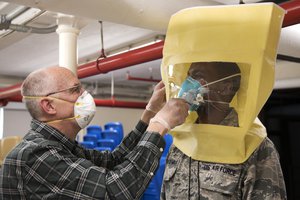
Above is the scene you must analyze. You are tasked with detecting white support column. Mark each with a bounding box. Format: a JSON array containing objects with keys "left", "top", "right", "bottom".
[{"left": 56, "top": 15, "right": 80, "bottom": 75}]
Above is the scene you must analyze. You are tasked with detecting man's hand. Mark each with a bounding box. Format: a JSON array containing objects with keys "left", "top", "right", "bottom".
[
  {"left": 147, "top": 98, "right": 189, "bottom": 136},
  {"left": 141, "top": 81, "right": 166, "bottom": 123},
  {"left": 146, "top": 81, "right": 166, "bottom": 113}
]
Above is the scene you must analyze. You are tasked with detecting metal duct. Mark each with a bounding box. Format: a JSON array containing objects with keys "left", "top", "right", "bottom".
[
  {"left": 1, "top": 12, "right": 57, "bottom": 34},
  {"left": 280, "top": 0, "right": 300, "bottom": 27},
  {"left": 8, "top": 23, "right": 58, "bottom": 34},
  {"left": 77, "top": 41, "right": 163, "bottom": 79}
]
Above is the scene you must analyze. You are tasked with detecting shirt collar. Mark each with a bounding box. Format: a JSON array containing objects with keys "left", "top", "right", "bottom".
[{"left": 30, "top": 119, "right": 77, "bottom": 151}]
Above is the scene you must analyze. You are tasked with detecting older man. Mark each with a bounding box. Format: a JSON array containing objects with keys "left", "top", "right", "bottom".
[{"left": 0, "top": 66, "right": 189, "bottom": 199}]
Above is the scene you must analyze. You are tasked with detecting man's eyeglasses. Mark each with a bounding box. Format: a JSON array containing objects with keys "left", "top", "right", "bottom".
[{"left": 45, "top": 84, "right": 82, "bottom": 96}]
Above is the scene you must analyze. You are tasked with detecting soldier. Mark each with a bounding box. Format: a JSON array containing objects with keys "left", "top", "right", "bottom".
[{"left": 161, "top": 62, "right": 286, "bottom": 200}]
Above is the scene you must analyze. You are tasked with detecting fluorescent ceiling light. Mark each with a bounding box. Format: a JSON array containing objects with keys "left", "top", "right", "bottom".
[
  {"left": 0, "top": 2, "right": 9, "bottom": 10},
  {"left": 11, "top": 7, "right": 41, "bottom": 24},
  {"left": 0, "top": 6, "right": 42, "bottom": 36}
]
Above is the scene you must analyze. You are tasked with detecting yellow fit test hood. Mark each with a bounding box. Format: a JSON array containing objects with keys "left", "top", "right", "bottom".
[{"left": 161, "top": 3, "right": 285, "bottom": 164}]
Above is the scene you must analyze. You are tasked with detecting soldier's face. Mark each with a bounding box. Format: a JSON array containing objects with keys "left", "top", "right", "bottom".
[{"left": 188, "top": 63, "right": 223, "bottom": 101}]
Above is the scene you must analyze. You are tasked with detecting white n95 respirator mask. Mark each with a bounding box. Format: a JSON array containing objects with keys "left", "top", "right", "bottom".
[{"left": 74, "top": 91, "right": 96, "bottom": 129}]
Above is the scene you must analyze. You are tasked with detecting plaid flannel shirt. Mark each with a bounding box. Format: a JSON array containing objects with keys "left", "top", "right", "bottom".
[{"left": 0, "top": 119, "right": 165, "bottom": 200}]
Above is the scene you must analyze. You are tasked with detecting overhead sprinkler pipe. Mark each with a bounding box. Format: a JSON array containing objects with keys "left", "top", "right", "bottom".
[
  {"left": 77, "top": 41, "right": 164, "bottom": 79},
  {"left": 6, "top": 94, "right": 147, "bottom": 108},
  {"left": 8, "top": 95, "right": 22, "bottom": 102},
  {"left": 0, "top": 83, "right": 22, "bottom": 99},
  {"left": 0, "top": 83, "right": 22, "bottom": 107},
  {"left": 280, "top": 0, "right": 300, "bottom": 27},
  {"left": 0, "top": 41, "right": 164, "bottom": 108},
  {"left": 126, "top": 72, "right": 161, "bottom": 83},
  {"left": 6, "top": 95, "right": 147, "bottom": 108},
  {"left": 94, "top": 99, "right": 147, "bottom": 108}
]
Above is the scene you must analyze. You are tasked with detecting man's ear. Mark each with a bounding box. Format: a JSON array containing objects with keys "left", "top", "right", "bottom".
[{"left": 40, "top": 98, "right": 56, "bottom": 115}]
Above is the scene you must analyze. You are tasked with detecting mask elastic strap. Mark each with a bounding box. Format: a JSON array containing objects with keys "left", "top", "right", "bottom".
[
  {"left": 23, "top": 96, "right": 80, "bottom": 124},
  {"left": 202, "top": 73, "right": 241, "bottom": 87},
  {"left": 45, "top": 115, "right": 80, "bottom": 124},
  {"left": 23, "top": 95, "right": 74, "bottom": 104},
  {"left": 203, "top": 100, "right": 229, "bottom": 105}
]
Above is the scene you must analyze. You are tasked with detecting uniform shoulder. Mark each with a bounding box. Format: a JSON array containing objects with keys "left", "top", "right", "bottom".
[{"left": 245, "top": 137, "right": 279, "bottom": 167}]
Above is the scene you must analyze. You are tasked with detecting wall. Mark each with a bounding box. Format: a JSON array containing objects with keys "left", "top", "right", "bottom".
[
  {"left": 2, "top": 102, "right": 144, "bottom": 140},
  {"left": 3, "top": 103, "right": 31, "bottom": 138}
]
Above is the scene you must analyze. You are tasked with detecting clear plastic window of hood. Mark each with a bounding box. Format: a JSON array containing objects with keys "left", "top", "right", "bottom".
[{"left": 166, "top": 61, "right": 250, "bottom": 128}]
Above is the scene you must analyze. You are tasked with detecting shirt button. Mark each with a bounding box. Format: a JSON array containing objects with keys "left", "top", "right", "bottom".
[
  {"left": 160, "top": 148, "right": 164, "bottom": 152},
  {"left": 150, "top": 172, "right": 154, "bottom": 176}
]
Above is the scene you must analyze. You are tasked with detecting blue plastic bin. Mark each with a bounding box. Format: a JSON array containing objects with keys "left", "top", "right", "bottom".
[
  {"left": 80, "top": 141, "right": 96, "bottom": 149},
  {"left": 83, "top": 134, "right": 98, "bottom": 144},
  {"left": 94, "top": 146, "right": 112, "bottom": 151},
  {"left": 104, "top": 122, "right": 124, "bottom": 143},
  {"left": 87, "top": 125, "right": 102, "bottom": 140},
  {"left": 97, "top": 139, "right": 116, "bottom": 150},
  {"left": 101, "top": 129, "right": 121, "bottom": 146}
]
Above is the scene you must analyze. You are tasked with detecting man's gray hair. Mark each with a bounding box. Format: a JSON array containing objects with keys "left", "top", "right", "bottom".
[{"left": 21, "top": 69, "right": 57, "bottom": 119}]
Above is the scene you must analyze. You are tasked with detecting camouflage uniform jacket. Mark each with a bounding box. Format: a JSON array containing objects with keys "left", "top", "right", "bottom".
[{"left": 161, "top": 110, "right": 286, "bottom": 200}]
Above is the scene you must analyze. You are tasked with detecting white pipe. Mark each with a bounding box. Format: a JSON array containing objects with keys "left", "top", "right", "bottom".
[
  {"left": 111, "top": 72, "right": 114, "bottom": 97},
  {"left": 56, "top": 16, "right": 80, "bottom": 75}
]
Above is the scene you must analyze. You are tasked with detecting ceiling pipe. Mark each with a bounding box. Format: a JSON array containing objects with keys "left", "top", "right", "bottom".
[
  {"left": 126, "top": 72, "right": 160, "bottom": 83},
  {"left": 7, "top": 95, "right": 22, "bottom": 102},
  {"left": 0, "top": 83, "right": 22, "bottom": 99},
  {"left": 6, "top": 95, "right": 147, "bottom": 108},
  {"left": 0, "top": 41, "right": 164, "bottom": 108},
  {"left": 5, "top": 23, "right": 58, "bottom": 34},
  {"left": 94, "top": 99, "right": 146, "bottom": 108},
  {"left": 77, "top": 40, "right": 163, "bottom": 79},
  {"left": 0, "top": 99, "right": 8, "bottom": 107},
  {"left": 56, "top": 15, "right": 80, "bottom": 74},
  {"left": 280, "top": 0, "right": 300, "bottom": 27},
  {"left": 0, "top": 84, "right": 22, "bottom": 106},
  {"left": 0, "top": 0, "right": 300, "bottom": 106}
]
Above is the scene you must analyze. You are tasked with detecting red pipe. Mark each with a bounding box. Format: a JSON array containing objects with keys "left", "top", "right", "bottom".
[
  {"left": 0, "top": 83, "right": 22, "bottom": 99},
  {"left": 6, "top": 95, "right": 147, "bottom": 108},
  {"left": 8, "top": 95, "right": 22, "bottom": 102},
  {"left": 0, "top": 0, "right": 300, "bottom": 106},
  {"left": 0, "top": 99, "right": 8, "bottom": 107},
  {"left": 0, "top": 41, "right": 163, "bottom": 108},
  {"left": 126, "top": 73, "right": 160, "bottom": 83},
  {"left": 0, "top": 83, "right": 22, "bottom": 106},
  {"left": 94, "top": 98, "right": 147, "bottom": 108},
  {"left": 280, "top": 0, "right": 300, "bottom": 27},
  {"left": 127, "top": 75, "right": 161, "bottom": 83},
  {"left": 77, "top": 41, "right": 164, "bottom": 79}
]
